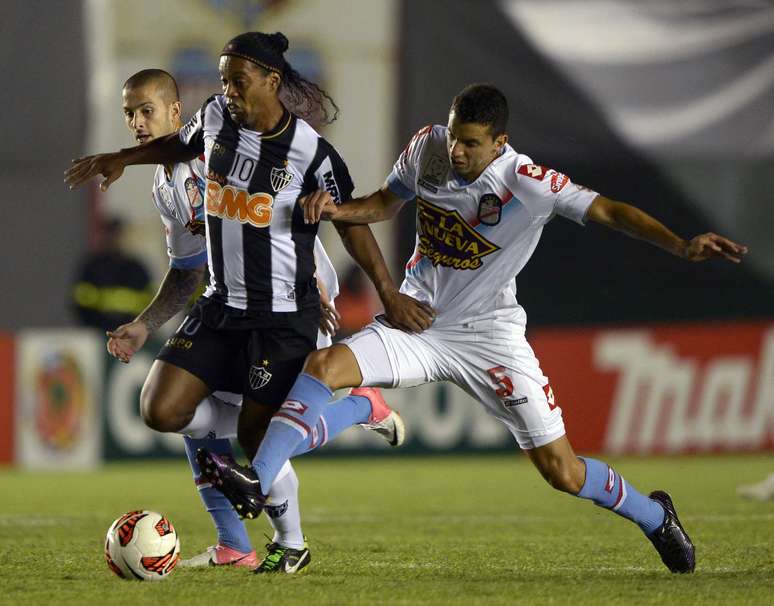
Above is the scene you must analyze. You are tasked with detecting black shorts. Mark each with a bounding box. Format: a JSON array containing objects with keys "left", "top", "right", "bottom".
[{"left": 157, "top": 297, "right": 318, "bottom": 408}]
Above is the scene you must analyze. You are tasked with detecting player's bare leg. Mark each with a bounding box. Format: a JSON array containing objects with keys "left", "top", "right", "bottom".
[
  {"left": 302, "top": 343, "right": 364, "bottom": 389},
  {"left": 527, "top": 435, "right": 695, "bottom": 573},
  {"left": 140, "top": 360, "right": 211, "bottom": 432},
  {"left": 525, "top": 435, "right": 585, "bottom": 494},
  {"left": 238, "top": 398, "right": 276, "bottom": 460}
]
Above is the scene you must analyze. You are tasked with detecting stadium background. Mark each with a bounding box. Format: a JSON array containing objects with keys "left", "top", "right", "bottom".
[{"left": 0, "top": 0, "right": 772, "bottom": 468}]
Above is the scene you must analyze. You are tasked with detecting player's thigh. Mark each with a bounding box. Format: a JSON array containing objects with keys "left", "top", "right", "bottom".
[
  {"left": 155, "top": 308, "right": 246, "bottom": 397},
  {"left": 140, "top": 360, "right": 211, "bottom": 427},
  {"left": 242, "top": 309, "right": 318, "bottom": 408},
  {"left": 340, "top": 321, "right": 442, "bottom": 388},
  {"left": 449, "top": 335, "right": 565, "bottom": 450}
]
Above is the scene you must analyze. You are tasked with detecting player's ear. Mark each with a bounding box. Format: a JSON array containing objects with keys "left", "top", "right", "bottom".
[
  {"left": 495, "top": 133, "right": 508, "bottom": 151},
  {"left": 170, "top": 100, "right": 182, "bottom": 123},
  {"left": 268, "top": 71, "right": 281, "bottom": 92}
]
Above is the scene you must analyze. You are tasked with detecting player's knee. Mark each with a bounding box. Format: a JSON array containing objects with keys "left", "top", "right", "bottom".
[
  {"left": 303, "top": 347, "right": 340, "bottom": 387},
  {"left": 139, "top": 383, "right": 188, "bottom": 433}
]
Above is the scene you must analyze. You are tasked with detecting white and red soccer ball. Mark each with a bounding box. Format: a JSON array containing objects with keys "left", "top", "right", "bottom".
[{"left": 105, "top": 510, "right": 180, "bottom": 581}]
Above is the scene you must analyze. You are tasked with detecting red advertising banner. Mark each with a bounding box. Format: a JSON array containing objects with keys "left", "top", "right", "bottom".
[
  {"left": 0, "top": 333, "right": 14, "bottom": 464},
  {"left": 532, "top": 321, "right": 774, "bottom": 454}
]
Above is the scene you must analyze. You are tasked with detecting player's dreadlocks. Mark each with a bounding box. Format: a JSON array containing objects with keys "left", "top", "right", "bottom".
[{"left": 221, "top": 31, "right": 340, "bottom": 124}]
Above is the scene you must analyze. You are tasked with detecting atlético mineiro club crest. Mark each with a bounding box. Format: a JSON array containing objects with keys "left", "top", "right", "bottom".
[
  {"left": 477, "top": 193, "right": 502, "bottom": 226},
  {"left": 270, "top": 164, "right": 293, "bottom": 193},
  {"left": 249, "top": 362, "right": 272, "bottom": 390}
]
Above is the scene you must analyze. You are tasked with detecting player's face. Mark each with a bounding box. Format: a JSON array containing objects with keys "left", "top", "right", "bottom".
[
  {"left": 122, "top": 85, "right": 180, "bottom": 144},
  {"left": 219, "top": 56, "right": 281, "bottom": 128},
  {"left": 446, "top": 112, "right": 508, "bottom": 181}
]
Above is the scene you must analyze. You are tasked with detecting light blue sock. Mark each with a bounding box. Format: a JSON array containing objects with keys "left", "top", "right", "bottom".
[
  {"left": 578, "top": 457, "right": 666, "bottom": 535},
  {"left": 252, "top": 373, "right": 333, "bottom": 490},
  {"left": 289, "top": 395, "right": 371, "bottom": 457},
  {"left": 184, "top": 436, "right": 252, "bottom": 553}
]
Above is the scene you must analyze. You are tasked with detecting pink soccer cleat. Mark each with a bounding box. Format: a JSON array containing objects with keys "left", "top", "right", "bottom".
[
  {"left": 179, "top": 543, "right": 259, "bottom": 568},
  {"left": 352, "top": 387, "right": 406, "bottom": 447}
]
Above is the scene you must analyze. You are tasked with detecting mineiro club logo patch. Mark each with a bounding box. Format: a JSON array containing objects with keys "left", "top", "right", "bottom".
[
  {"left": 249, "top": 360, "right": 272, "bottom": 390},
  {"left": 270, "top": 163, "right": 293, "bottom": 193}
]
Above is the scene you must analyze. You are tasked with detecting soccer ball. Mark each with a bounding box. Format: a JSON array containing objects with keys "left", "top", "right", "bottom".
[{"left": 104, "top": 510, "right": 180, "bottom": 581}]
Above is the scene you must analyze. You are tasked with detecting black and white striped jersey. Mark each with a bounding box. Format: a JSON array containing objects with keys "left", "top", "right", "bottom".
[{"left": 179, "top": 94, "right": 353, "bottom": 313}]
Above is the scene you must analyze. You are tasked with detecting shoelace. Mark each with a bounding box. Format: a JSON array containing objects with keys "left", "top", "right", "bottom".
[{"left": 258, "top": 543, "right": 287, "bottom": 571}]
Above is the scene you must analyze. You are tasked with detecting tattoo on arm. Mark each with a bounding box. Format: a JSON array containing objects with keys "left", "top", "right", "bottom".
[{"left": 136, "top": 266, "right": 206, "bottom": 333}]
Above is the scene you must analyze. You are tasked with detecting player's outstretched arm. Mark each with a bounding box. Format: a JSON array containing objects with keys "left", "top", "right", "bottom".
[
  {"left": 333, "top": 222, "right": 435, "bottom": 333},
  {"left": 65, "top": 133, "right": 198, "bottom": 192},
  {"left": 300, "top": 185, "right": 405, "bottom": 225},
  {"left": 106, "top": 265, "right": 206, "bottom": 363},
  {"left": 586, "top": 195, "right": 748, "bottom": 263}
]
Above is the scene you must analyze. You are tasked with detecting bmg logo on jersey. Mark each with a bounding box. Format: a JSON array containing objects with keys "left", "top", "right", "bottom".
[{"left": 206, "top": 180, "right": 274, "bottom": 228}]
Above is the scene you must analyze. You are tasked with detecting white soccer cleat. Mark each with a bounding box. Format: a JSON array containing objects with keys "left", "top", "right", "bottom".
[
  {"left": 353, "top": 387, "right": 406, "bottom": 447},
  {"left": 737, "top": 473, "right": 774, "bottom": 501},
  {"left": 179, "top": 543, "right": 258, "bottom": 568}
]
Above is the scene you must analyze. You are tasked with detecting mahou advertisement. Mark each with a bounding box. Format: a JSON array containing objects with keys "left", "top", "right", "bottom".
[{"left": 534, "top": 321, "right": 774, "bottom": 455}]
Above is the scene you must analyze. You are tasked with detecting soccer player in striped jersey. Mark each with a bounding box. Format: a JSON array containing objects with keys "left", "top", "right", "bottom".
[
  {"left": 66, "top": 33, "right": 424, "bottom": 573},
  {"left": 203, "top": 84, "right": 749, "bottom": 573},
  {"left": 108, "top": 67, "right": 362, "bottom": 571}
]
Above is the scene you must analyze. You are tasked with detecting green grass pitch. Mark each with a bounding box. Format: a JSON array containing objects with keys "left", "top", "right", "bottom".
[{"left": 1, "top": 454, "right": 772, "bottom": 605}]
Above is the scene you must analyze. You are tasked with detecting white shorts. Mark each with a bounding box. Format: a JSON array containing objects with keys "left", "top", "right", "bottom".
[{"left": 341, "top": 318, "right": 565, "bottom": 449}]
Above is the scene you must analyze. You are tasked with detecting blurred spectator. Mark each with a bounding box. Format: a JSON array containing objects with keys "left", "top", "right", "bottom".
[
  {"left": 334, "top": 264, "right": 379, "bottom": 339},
  {"left": 71, "top": 217, "right": 153, "bottom": 332}
]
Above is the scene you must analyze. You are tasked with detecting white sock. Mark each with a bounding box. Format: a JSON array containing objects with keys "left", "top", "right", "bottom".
[
  {"left": 179, "top": 394, "right": 240, "bottom": 439},
  {"left": 265, "top": 461, "right": 304, "bottom": 549}
]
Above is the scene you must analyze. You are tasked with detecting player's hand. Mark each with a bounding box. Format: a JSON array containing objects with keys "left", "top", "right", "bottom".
[
  {"left": 65, "top": 152, "right": 126, "bottom": 191},
  {"left": 319, "top": 299, "right": 341, "bottom": 336},
  {"left": 382, "top": 290, "right": 435, "bottom": 333},
  {"left": 106, "top": 320, "right": 150, "bottom": 363},
  {"left": 684, "top": 233, "right": 748, "bottom": 263},
  {"left": 299, "top": 190, "right": 338, "bottom": 224}
]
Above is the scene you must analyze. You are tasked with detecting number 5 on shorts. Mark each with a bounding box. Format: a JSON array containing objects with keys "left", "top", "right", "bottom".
[{"left": 486, "top": 365, "right": 513, "bottom": 397}]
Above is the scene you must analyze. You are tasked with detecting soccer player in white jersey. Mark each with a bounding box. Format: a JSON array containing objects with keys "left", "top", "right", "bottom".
[
  {"left": 66, "top": 33, "right": 420, "bottom": 573},
  {"left": 201, "top": 84, "right": 748, "bottom": 573},
  {"left": 100, "top": 68, "right": 399, "bottom": 573}
]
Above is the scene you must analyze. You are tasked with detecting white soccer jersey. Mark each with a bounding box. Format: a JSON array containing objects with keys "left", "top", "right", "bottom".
[
  {"left": 386, "top": 125, "right": 598, "bottom": 325},
  {"left": 151, "top": 158, "right": 208, "bottom": 269}
]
